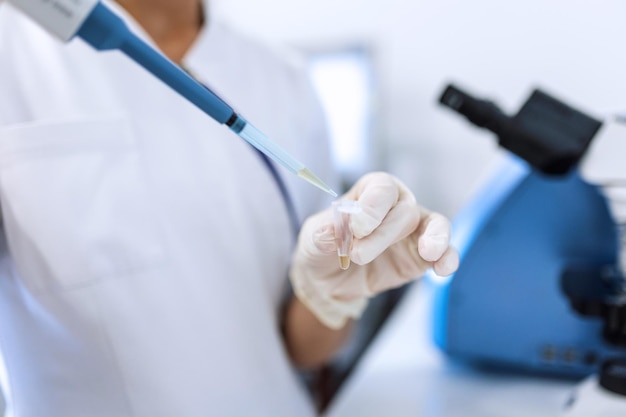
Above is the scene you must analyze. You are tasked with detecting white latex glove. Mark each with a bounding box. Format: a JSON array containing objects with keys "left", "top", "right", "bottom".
[{"left": 289, "top": 172, "right": 459, "bottom": 329}]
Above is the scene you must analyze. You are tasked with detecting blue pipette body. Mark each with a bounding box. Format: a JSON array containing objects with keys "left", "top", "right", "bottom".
[{"left": 76, "top": 3, "right": 237, "bottom": 126}]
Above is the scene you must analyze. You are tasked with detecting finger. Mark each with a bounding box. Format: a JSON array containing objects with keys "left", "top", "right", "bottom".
[
  {"left": 351, "top": 202, "right": 421, "bottom": 264},
  {"left": 432, "top": 246, "right": 460, "bottom": 276},
  {"left": 345, "top": 173, "right": 400, "bottom": 239},
  {"left": 417, "top": 212, "right": 452, "bottom": 262}
]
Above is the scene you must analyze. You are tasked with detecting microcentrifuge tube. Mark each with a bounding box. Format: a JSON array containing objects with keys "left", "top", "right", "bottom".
[{"left": 332, "top": 200, "right": 362, "bottom": 270}]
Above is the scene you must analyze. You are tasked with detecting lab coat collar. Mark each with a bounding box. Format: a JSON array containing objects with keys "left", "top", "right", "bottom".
[
  {"left": 98, "top": 0, "right": 225, "bottom": 95},
  {"left": 100, "top": 0, "right": 158, "bottom": 48},
  {"left": 100, "top": 0, "right": 214, "bottom": 55}
]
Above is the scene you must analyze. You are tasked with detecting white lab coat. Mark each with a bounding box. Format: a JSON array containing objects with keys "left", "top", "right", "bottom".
[{"left": 0, "top": 1, "right": 338, "bottom": 416}]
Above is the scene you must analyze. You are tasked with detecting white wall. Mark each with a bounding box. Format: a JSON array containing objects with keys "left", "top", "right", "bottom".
[{"left": 212, "top": 0, "right": 626, "bottom": 218}]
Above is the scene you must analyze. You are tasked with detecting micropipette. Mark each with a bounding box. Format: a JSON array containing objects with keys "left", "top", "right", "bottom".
[{"left": 6, "top": 0, "right": 337, "bottom": 197}]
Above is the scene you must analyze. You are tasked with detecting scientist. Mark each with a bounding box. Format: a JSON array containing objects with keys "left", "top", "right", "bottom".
[{"left": 0, "top": 0, "right": 459, "bottom": 416}]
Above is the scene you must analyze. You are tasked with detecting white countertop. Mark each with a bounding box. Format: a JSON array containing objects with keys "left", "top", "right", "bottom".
[{"left": 324, "top": 281, "right": 580, "bottom": 417}]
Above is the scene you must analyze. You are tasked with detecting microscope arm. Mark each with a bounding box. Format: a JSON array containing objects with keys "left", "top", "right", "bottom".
[{"left": 580, "top": 120, "right": 626, "bottom": 274}]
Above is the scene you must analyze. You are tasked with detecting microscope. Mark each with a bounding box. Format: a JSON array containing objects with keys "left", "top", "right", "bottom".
[{"left": 434, "top": 83, "right": 626, "bottom": 415}]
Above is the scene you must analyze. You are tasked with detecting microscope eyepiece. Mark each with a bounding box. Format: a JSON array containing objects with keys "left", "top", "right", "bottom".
[
  {"left": 438, "top": 83, "right": 602, "bottom": 175},
  {"left": 438, "top": 84, "right": 508, "bottom": 135}
]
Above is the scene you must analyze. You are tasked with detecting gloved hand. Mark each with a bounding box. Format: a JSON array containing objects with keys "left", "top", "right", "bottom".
[{"left": 289, "top": 172, "right": 459, "bottom": 329}]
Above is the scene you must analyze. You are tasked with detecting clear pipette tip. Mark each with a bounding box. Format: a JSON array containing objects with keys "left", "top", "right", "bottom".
[
  {"left": 298, "top": 168, "right": 338, "bottom": 197},
  {"left": 232, "top": 116, "right": 337, "bottom": 197}
]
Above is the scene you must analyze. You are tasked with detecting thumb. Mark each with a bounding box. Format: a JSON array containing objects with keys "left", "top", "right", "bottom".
[
  {"left": 299, "top": 209, "right": 336, "bottom": 255},
  {"left": 311, "top": 224, "right": 336, "bottom": 254}
]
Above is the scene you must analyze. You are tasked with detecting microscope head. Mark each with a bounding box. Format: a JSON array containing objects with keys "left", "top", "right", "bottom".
[{"left": 439, "top": 84, "right": 602, "bottom": 175}]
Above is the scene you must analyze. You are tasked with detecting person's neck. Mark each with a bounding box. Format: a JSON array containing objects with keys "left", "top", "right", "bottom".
[{"left": 116, "top": 0, "right": 204, "bottom": 64}]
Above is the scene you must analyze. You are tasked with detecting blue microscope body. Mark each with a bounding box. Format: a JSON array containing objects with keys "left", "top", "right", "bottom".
[{"left": 431, "top": 85, "right": 626, "bottom": 378}]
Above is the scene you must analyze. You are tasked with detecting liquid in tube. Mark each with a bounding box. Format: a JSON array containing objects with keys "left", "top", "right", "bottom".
[{"left": 339, "top": 255, "right": 351, "bottom": 270}]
